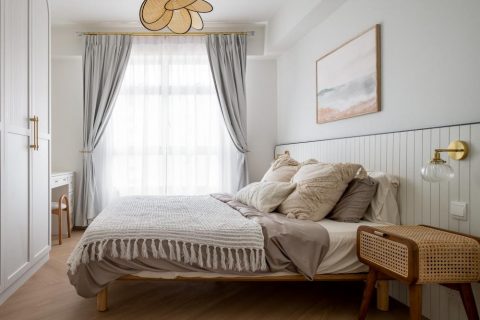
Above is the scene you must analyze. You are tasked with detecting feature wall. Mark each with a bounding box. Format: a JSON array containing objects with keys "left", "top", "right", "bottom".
[{"left": 277, "top": 0, "right": 480, "bottom": 144}]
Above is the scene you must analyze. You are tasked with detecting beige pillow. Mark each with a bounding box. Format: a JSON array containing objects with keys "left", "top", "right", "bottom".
[
  {"left": 235, "top": 181, "right": 297, "bottom": 213},
  {"left": 364, "top": 171, "right": 400, "bottom": 224},
  {"left": 278, "top": 163, "right": 364, "bottom": 221},
  {"left": 261, "top": 154, "right": 300, "bottom": 182}
]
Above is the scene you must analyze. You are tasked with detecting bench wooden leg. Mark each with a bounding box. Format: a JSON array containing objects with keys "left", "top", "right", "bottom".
[
  {"left": 96, "top": 287, "right": 108, "bottom": 312},
  {"left": 377, "top": 280, "right": 390, "bottom": 311},
  {"left": 409, "top": 284, "right": 422, "bottom": 320},
  {"left": 458, "top": 284, "right": 479, "bottom": 320},
  {"left": 359, "top": 268, "right": 378, "bottom": 320}
]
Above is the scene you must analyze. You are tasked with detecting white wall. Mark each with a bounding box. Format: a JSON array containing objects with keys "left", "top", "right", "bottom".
[
  {"left": 51, "top": 24, "right": 277, "bottom": 184},
  {"left": 265, "top": 0, "right": 346, "bottom": 54},
  {"left": 277, "top": 0, "right": 480, "bottom": 144},
  {"left": 51, "top": 57, "right": 83, "bottom": 177},
  {"left": 246, "top": 58, "right": 278, "bottom": 181}
]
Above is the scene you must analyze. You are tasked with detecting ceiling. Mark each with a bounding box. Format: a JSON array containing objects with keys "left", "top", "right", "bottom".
[{"left": 48, "top": 0, "right": 289, "bottom": 25}]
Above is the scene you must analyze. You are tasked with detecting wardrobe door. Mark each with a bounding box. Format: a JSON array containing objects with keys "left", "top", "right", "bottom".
[
  {"left": 3, "top": 0, "right": 31, "bottom": 286},
  {"left": 30, "top": 0, "right": 50, "bottom": 260}
]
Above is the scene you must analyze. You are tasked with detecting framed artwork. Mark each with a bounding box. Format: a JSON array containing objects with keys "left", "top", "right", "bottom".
[{"left": 316, "top": 24, "right": 381, "bottom": 124}]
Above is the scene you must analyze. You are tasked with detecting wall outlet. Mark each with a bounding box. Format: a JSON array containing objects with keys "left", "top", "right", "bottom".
[{"left": 450, "top": 201, "right": 468, "bottom": 220}]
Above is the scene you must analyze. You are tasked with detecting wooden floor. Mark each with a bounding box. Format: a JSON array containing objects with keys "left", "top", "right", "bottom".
[{"left": 0, "top": 231, "right": 412, "bottom": 320}]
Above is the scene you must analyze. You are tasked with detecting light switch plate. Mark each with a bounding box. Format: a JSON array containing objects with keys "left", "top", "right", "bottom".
[{"left": 450, "top": 201, "right": 467, "bottom": 220}]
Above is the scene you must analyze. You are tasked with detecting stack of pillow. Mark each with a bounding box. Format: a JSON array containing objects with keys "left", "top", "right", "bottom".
[{"left": 235, "top": 153, "right": 399, "bottom": 223}]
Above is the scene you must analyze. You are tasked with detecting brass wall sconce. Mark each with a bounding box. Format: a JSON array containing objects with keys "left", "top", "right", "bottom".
[{"left": 421, "top": 140, "right": 469, "bottom": 183}]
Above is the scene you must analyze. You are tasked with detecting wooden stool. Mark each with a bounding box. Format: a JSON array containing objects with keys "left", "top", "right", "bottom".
[
  {"left": 51, "top": 194, "right": 71, "bottom": 245},
  {"left": 357, "top": 225, "right": 480, "bottom": 320}
]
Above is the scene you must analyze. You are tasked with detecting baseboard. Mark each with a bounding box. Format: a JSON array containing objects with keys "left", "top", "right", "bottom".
[{"left": 0, "top": 253, "right": 50, "bottom": 305}]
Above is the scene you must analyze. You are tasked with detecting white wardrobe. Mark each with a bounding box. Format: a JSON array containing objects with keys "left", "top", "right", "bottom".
[{"left": 0, "top": 0, "right": 51, "bottom": 304}]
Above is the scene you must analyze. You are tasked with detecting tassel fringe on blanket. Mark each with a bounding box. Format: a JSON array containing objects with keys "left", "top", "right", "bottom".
[
  {"left": 68, "top": 238, "right": 267, "bottom": 275},
  {"left": 66, "top": 196, "right": 268, "bottom": 275}
]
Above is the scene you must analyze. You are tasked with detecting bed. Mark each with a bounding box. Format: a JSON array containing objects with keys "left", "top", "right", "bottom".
[{"left": 67, "top": 193, "right": 394, "bottom": 312}]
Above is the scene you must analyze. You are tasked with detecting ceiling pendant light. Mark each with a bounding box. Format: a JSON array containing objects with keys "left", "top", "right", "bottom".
[{"left": 140, "top": 0, "right": 213, "bottom": 34}]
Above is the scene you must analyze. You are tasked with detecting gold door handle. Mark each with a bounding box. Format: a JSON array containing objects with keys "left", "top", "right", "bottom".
[
  {"left": 36, "top": 116, "right": 39, "bottom": 150},
  {"left": 29, "top": 116, "right": 39, "bottom": 150}
]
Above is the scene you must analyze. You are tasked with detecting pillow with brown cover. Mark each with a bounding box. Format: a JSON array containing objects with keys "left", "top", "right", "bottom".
[{"left": 328, "top": 177, "right": 378, "bottom": 223}]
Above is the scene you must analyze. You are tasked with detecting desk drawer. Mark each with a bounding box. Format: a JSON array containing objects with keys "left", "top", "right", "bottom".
[{"left": 51, "top": 174, "right": 73, "bottom": 188}]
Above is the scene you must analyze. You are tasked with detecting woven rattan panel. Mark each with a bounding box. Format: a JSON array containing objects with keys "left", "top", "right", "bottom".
[
  {"left": 376, "top": 226, "right": 480, "bottom": 283},
  {"left": 359, "top": 231, "right": 410, "bottom": 278}
]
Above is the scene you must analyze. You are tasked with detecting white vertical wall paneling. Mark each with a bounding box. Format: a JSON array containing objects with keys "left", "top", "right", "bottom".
[
  {"left": 414, "top": 130, "right": 424, "bottom": 226},
  {"left": 370, "top": 135, "right": 376, "bottom": 171},
  {"left": 364, "top": 136, "right": 370, "bottom": 171},
  {"left": 275, "top": 123, "right": 480, "bottom": 320},
  {"left": 387, "top": 134, "right": 394, "bottom": 175},
  {"left": 431, "top": 129, "right": 441, "bottom": 227},
  {"left": 375, "top": 135, "right": 381, "bottom": 171},
  {"left": 439, "top": 127, "right": 451, "bottom": 230},
  {"left": 381, "top": 135, "right": 387, "bottom": 173},
  {"left": 356, "top": 137, "right": 361, "bottom": 164},
  {"left": 360, "top": 136, "right": 365, "bottom": 167},
  {"left": 406, "top": 131, "right": 415, "bottom": 226},
  {"left": 449, "top": 126, "right": 460, "bottom": 234}
]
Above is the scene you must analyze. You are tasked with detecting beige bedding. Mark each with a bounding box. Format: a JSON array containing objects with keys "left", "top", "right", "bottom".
[
  {"left": 133, "top": 219, "right": 384, "bottom": 279},
  {"left": 68, "top": 194, "right": 331, "bottom": 298}
]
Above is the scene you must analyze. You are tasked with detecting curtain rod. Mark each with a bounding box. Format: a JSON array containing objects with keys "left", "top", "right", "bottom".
[{"left": 77, "top": 31, "right": 255, "bottom": 37}]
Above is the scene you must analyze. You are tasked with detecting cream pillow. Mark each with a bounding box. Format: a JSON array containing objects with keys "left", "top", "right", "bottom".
[
  {"left": 278, "top": 163, "right": 364, "bottom": 221},
  {"left": 261, "top": 154, "right": 300, "bottom": 182},
  {"left": 235, "top": 181, "right": 297, "bottom": 213}
]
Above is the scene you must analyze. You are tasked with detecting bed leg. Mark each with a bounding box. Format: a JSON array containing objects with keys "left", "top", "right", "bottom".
[
  {"left": 376, "top": 280, "right": 389, "bottom": 311},
  {"left": 97, "top": 287, "right": 108, "bottom": 312}
]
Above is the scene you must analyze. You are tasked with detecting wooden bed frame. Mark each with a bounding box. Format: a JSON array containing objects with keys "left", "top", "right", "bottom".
[{"left": 96, "top": 273, "right": 391, "bottom": 312}]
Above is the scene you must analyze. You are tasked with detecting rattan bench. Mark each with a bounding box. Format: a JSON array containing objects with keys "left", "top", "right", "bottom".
[{"left": 356, "top": 225, "right": 480, "bottom": 320}]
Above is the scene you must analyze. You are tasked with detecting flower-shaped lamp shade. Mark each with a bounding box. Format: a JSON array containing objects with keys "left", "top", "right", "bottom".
[{"left": 140, "top": 0, "right": 213, "bottom": 33}]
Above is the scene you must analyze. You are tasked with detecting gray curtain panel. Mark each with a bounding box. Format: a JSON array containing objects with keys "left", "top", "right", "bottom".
[
  {"left": 206, "top": 34, "right": 248, "bottom": 191},
  {"left": 76, "top": 35, "right": 133, "bottom": 226}
]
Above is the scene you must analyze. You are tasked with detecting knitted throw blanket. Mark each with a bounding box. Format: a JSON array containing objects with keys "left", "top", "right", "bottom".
[{"left": 67, "top": 196, "right": 266, "bottom": 274}]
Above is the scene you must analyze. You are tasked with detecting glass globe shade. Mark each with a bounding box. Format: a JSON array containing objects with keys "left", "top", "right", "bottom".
[{"left": 421, "top": 162, "right": 455, "bottom": 183}]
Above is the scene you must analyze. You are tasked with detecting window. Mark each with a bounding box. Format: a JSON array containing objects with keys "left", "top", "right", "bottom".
[{"left": 94, "top": 36, "right": 237, "bottom": 207}]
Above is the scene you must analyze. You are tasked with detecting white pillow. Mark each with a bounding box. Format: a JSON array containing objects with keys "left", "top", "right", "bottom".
[
  {"left": 235, "top": 181, "right": 297, "bottom": 213},
  {"left": 364, "top": 171, "right": 400, "bottom": 224}
]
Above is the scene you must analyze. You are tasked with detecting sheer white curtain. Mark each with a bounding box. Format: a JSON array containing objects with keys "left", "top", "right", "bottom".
[{"left": 94, "top": 36, "right": 239, "bottom": 211}]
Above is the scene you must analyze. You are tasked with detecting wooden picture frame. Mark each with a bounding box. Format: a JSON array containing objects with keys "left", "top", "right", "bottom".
[{"left": 316, "top": 24, "right": 381, "bottom": 124}]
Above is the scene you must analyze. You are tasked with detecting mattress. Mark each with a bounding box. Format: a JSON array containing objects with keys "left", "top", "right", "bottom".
[{"left": 134, "top": 219, "right": 385, "bottom": 279}]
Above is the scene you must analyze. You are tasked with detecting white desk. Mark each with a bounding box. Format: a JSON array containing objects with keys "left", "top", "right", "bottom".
[{"left": 51, "top": 171, "right": 75, "bottom": 235}]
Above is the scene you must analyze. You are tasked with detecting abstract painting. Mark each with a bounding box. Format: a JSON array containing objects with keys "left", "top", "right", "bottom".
[{"left": 316, "top": 25, "right": 381, "bottom": 124}]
